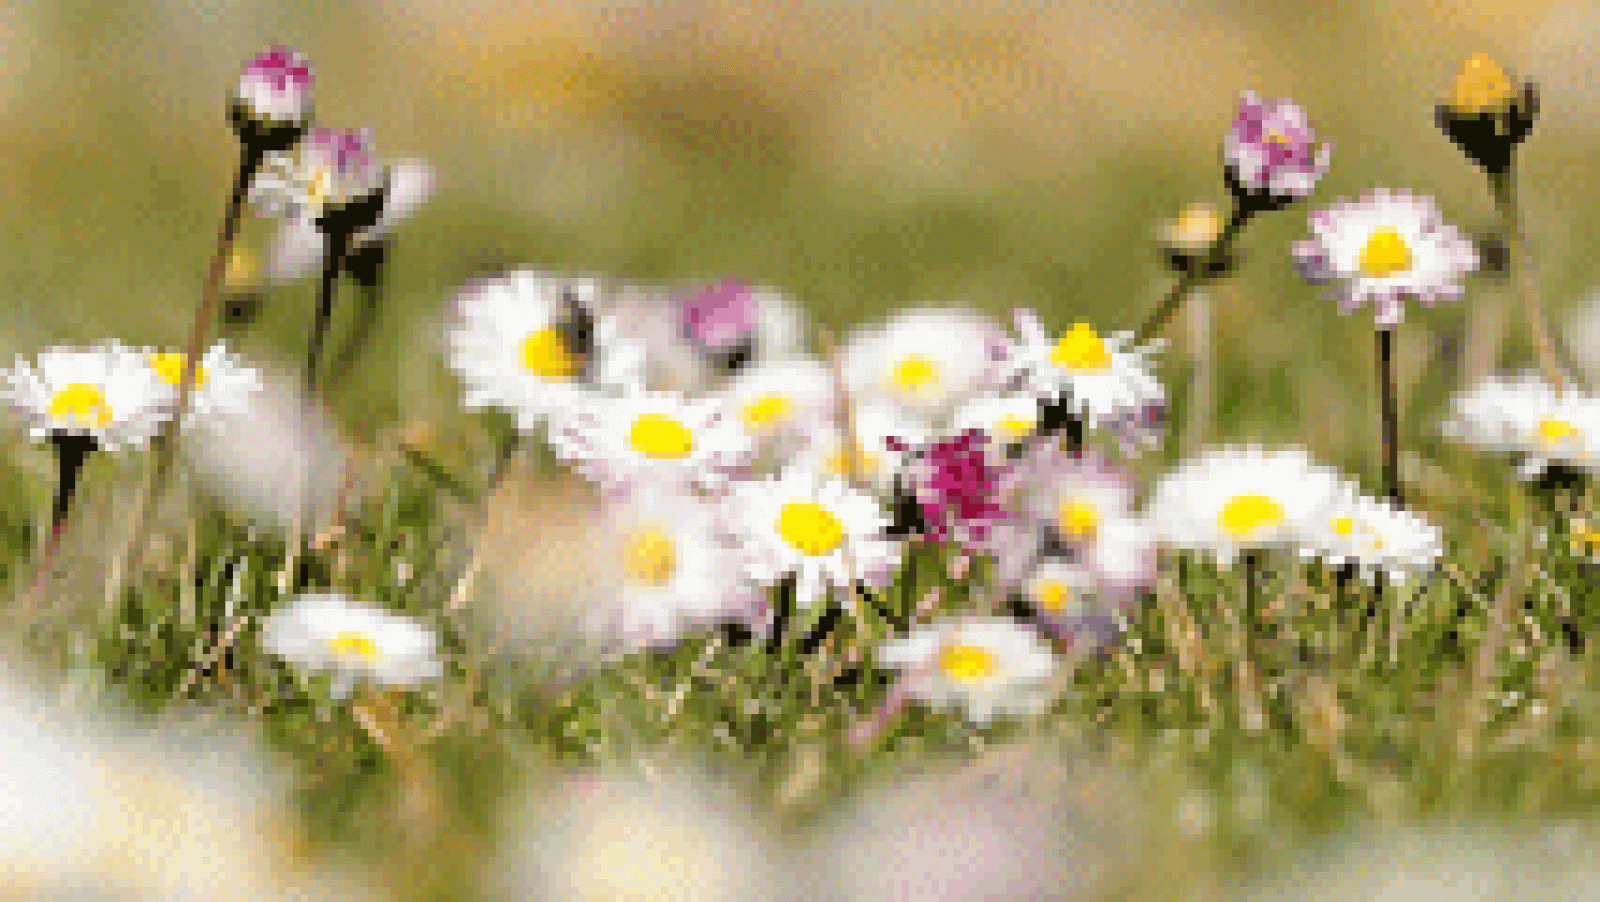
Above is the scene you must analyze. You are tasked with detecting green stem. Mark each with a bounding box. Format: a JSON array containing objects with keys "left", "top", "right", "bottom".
[
  {"left": 1133, "top": 203, "right": 1251, "bottom": 348},
  {"left": 1489, "top": 169, "right": 1569, "bottom": 394}
]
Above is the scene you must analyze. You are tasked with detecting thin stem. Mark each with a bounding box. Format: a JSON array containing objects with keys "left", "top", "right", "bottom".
[
  {"left": 1133, "top": 202, "right": 1251, "bottom": 348},
  {"left": 1378, "top": 327, "right": 1403, "bottom": 507},
  {"left": 1490, "top": 169, "right": 1566, "bottom": 395},
  {"left": 306, "top": 232, "right": 350, "bottom": 393}
]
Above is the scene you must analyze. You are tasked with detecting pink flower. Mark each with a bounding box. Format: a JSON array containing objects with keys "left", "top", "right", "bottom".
[
  {"left": 1224, "top": 91, "right": 1332, "bottom": 203},
  {"left": 233, "top": 46, "right": 313, "bottom": 127}
]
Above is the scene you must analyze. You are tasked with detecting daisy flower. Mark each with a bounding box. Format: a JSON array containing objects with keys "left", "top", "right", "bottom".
[
  {"left": 546, "top": 389, "right": 755, "bottom": 499},
  {"left": 249, "top": 126, "right": 385, "bottom": 223},
  {"left": 726, "top": 466, "right": 901, "bottom": 610},
  {"left": 838, "top": 306, "right": 1011, "bottom": 428},
  {"left": 0, "top": 341, "right": 169, "bottom": 450},
  {"left": 890, "top": 428, "right": 1012, "bottom": 551},
  {"left": 602, "top": 282, "right": 719, "bottom": 394},
  {"left": 1018, "top": 558, "right": 1128, "bottom": 654},
  {"left": 1441, "top": 369, "right": 1600, "bottom": 478},
  {"left": 1144, "top": 444, "right": 1347, "bottom": 568},
  {"left": 950, "top": 391, "right": 1042, "bottom": 466},
  {"left": 1292, "top": 187, "right": 1480, "bottom": 327},
  {"left": 141, "top": 342, "right": 262, "bottom": 429},
  {"left": 232, "top": 46, "right": 313, "bottom": 130},
  {"left": 1297, "top": 484, "right": 1445, "bottom": 587},
  {"left": 260, "top": 593, "right": 443, "bottom": 700},
  {"left": 717, "top": 354, "right": 837, "bottom": 474},
  {"left": 444, "top": 270, "right": 644, "bottom": 431},
  {"left": 1224, "top": 90, "right": 1333, "bottom": 205},
  {"left": 875, "top": 616, "right": 1058, "bottom": 727},
  {"left": 999, "top": 308, "right": 1167, "bottom": 433},
  {"left": 582, "top": 485, "right": 750, "bottom": 652},
  {"left": 788, "top": 398, "right": 928, "bottom": 499}
]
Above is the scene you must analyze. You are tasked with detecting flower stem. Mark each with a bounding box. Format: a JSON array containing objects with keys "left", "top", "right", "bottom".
[
  {"left": 102, "top": 143, "right": 266, "bottom": 615},
  {"left": 1489, "top": 169, "right": 1566, "bottom": 395},
  {"left": 1133, "top": 202, "right": 1251, "bottom": 348},
  {"left": 1377, "top": 327, "right": 1403, "bottom": 507},
  {"left": 306, "top": 231, "right": 351, "bottom": 393}
]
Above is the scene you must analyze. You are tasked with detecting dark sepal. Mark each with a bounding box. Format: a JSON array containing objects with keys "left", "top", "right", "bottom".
[
  {"left": 48, "top": 430, "right": 99, "bottom": 539},
  {"left": 228, "top": 99, "right": 309, "bottom": 155},
  {"left": 1434, "top": 83, "right": 1539, "bottom": 177}
]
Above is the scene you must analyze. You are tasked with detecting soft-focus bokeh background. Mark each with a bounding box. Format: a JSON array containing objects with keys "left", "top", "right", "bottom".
[
  {"left": 7, "top": 2, "right": 1600, "bottom": 898},
  {"left": 6, "top": 0, "right": 1600, "bottom": 489}
]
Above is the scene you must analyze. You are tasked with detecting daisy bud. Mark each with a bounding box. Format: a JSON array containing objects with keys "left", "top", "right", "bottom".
[
  {"left": 1157, "top": 201, "right": 1237, "bottom": 277},
  {"left": 230, "top": 46, "right": 313, "bottom": 152},
  {"left": 1223, "top": 90, "right": 1333, "bottom": 214},
  {"left": 680, "top": 277, "right": 757, "bottom": 360},
  {"left": 1436, "top": 53, "right": 1538, "bottom": 176}
]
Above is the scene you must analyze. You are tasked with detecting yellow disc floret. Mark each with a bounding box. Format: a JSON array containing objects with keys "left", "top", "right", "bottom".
[
  {"left": 1359, "top": 227, "right": 1412, "bottom": 279},
  {"left": 1057, "top": 500, "right": 1100, "bottom": 540},
  {"left": 148, "top": 352, "right": 209, "bottom": 388},
  {"left": 1050, "top": 323, "right": 1111, "bottom": 371},
  {"left": 890, "top": 353, "right": 939, "bottom": 395},
  {"left": 627, "top": 413, "right": 694, "bottom": 460},
  {"left": 1219, "top": 494, "right": 1283, "bottom": 539},
  {"left": 777, "top": 500, "right": 845, "bottom": 557},
  {"left": 623, "top": 529, "right": 677, "bottom": 585},
  {"left": 1452, "top": 53, "right": 1515, "bottom": 114},
  {"left": 50, "top": 383, "right": 113, "bottom": 429},
  {"left": 328, "top": 630, "right": 379, "bottom": 660},
  {"left": 741, "top": 394, "right": 792, "bottom": 431},
  {"left": 938, "top": 642, "right": 998, "bottom": 685}
]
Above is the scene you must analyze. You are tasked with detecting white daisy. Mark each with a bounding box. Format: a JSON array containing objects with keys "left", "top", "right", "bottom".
[
  {"left": 726, "top": 466, "right": 901, "bottom": 610},
  {"left": 1441, "top": 369, "right": 1600, "bottom": 478},
  {"left": 949, "top": 391, "right": 1042, "bottom": 467},
  {"left": 260, "top": 593, "right": 443, "bottom": 700},
  {"left": 1144, "top": 444, "right": 1347, "bottom": 568},
  {"left": 546, "top": 389, "right": 756, "bottom": 499},
  {"left": 1297, "top": 484, "right": 1445, "bottom": 587},
  {"left": 258, "top": 158, "right": 436, "bottom": 284},
  {"left": 444, "top": 270, "right": 645, "bottom": 431},
  {"left": 1019, "top": 558, "right": 1128, "bottom": 652},
  {"left": 838, "top": 305, "right": 1011, "bottom": 428},
  {"left": 602, "top": 282, "right": 718, "bottom": 394},
  {"left": 248, "top": 126, "right": 385, "bottom": 223},
  {"left": 0, "top": 341, "right": 169, "bottom": 450},
  {"left": 999, "top": 308, "right": 1167, "bottom": 432},
  {"left": 717, "top": 354, "right": 837, "bottom": 474},
  {"left": 875, "top": 616, "right": 1058, "bottom": 727},
  {"left": 788, "top": 397, "right": 928, "bottom": 499},
  {"left": 1292, "top": 187, "right": 1480, "bottom": 327},
  {"left": 141, "top": 342, "right": 262, "bottom": 430},
  {"left": 585, "top": 485, "right": 748, "bottom": 652},
  {"left": 1083, "top": 511, "right": 1161, "bottom": 599}
]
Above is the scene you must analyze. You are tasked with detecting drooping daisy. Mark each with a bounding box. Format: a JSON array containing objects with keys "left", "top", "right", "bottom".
[
  {"left": 256, "top": 157, "right": 435, "bottom": 283},
  {"left": 1144, "top": 444, "right": 1347, "bottom": 568},
  {"left": 716, "top": 354, "right": 837, "bottom": 475},
  {"left": 999, "top": 308, "right": 1167, "bottom": 434},
  {"left": 0, "top": 341, "right": 170, "bottom": 449},
  {"left": 546, "top": 389, "right": 756, "bottom": 499},
  {"left": 789, "top": 397, "right": 929, "bottom": 500},
  {"left": 260, "top": 593, "right": 443, "bottom": 700},
  {"left": 141, "top": 342, "right": 262, "bottom": 429},
  {"left": 582, "top": 485, "right": 749, "bottom": 653},
  {"left": 249, "top": 126, "right": 386, "bottom": 224},
  {"left": 1297, "top": 484, "right": 1445, "bottom": 587},
  {"left": 675, "top": 278, "right": 809, "bottom": 373},
  {"left": 838, "top": 306, "right": 1011, "bottom": 428},
  {"left": 1435, "top": 53, "right": 1539, "bottom": 177},
  {"left": 1292, "top": 187, "right": 1480, "bottom": 327},
  {"left": 1441, "top": 369, "right": 1600, "bottom": 478},
  {"left": 875, "top": 616, "right": 1058, "bottom": 727},
  {"left": 726, "top": 466, "right": 901, "bottom": 610},
  {"left": 444, "top": 270, "right": 645, "bottom": 431}
]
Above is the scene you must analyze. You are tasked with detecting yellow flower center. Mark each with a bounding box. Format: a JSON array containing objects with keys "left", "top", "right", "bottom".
[
  {"left": 1031, "top": 578, "right": 1075, "bottom": 613},
  {"left": 1219, "top": 494, "right": 1283, "bottom": 539},
  {"left": 1331, "top": 516, "right": 1356, "bottom": 536},
  {"left": 225, "top": 247, "right": 255, "bottom": 287},
  {"left": 1359, "top": 227, "right": 1412, "bottom": 279},
  {"left": 993, "top": 413, "right": 1036, "bottom": 442},
  {"left": 1452, "top": 53, "right": 1515, "bottom": 114},
  {"left": 49, "top": 383, "right": 113, "bottom": 429},
  {"left": 741, "top": 393, "right": 792, "bottom": 431},
  {"left": 1057, "top": 500, "right": 1100, "bottom": 540},
  {"left": 890, "top": 354, "right": 939, "bottom": 395},
  {"left": 306, "top": 166, "right": 333, "bottom": 208},
  {"left": 827, "top": 440, "right": 877, "bottom": 478},
  {"left": 627, "top": 413, "right": 694, "bottom": 460},
  {"left": 1538, "top": 418, "right": 1580, "bottom": 444},
  {"left": 623, "top": 529, "right": 677, "bottom": 585},
  {"left": 148, "top": 352, "right": 209, "bottom": 388},
  {"left": 520, "top": 328, "right": 577, "bottom": 381},
  {"left": 938, "top": 642, "right": 998, "bottom": 685},
  {"left": 327, "top": 630, "right": 379, "bottom": 660},
  {"left": 1050, "top": 323, "right": 1111, "bottom": 371},
  {"left": 1266, "top": 129, "right": 1291, "bottom": 145},
  {"left": 777, "top": 500, "right": 845, "bottom": 557},
  {"left": 1175, "top": 203, "right": 1223, "bottom": 244}
]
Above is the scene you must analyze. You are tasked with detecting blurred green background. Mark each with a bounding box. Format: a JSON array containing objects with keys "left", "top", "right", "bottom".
[{"left": 3, "top": 0, "right": 1599, "bottom": 495}]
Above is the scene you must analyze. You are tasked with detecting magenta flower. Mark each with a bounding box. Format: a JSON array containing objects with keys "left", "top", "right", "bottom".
[
  {"left": 678, "top": 278, "right": 756, "bottom": 354},
  {"left": 233, "top": 46, "right": 313, "bottom": 128},
  {"left": 890, "top": 428, "right": 1013, "bottom": 552},
  {"left": 1224, "top": 91, "right": 1332, "bottom": 204}
]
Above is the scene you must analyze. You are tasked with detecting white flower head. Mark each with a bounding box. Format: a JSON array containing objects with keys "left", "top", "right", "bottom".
[
  {"left": 444, "top": 270, "right": 645, "bottom": 431},
  {"left": 789, "top": 397, "right": 928, "bottom": 499},
  {"left": 233, "top": 46, "right": 313, "bottom": 128},
  {"left": 585, "top": 485, "right": 748, "bottom": 652},
  {"left": 603, "top": 282, "right": 719, "bottom": 394},
  {"left": 142, "top": 342, "right": 262, "bottom": 430},
  {"left": 875, "top": 616, "right": 1058, "bottom": 726},
  {"left": 1018, "top": 558, "right": 1127, "bottom": 654},
  {"left": 547, "top": 389, "right": 756, "bottom": 498},
  {"left": 260, "top": 593, "right": 443, "bottom": 700},
  {"left": 249, "top": 126, "right": 385, "bottom": 222},
  {"left": 839, "top": 305, "right": 1011, "bottom": 427},
  {"left": 950, "top": 391, "right": 1042, "bottom": 467},
  {"left": 1297, "top": 484, "right": 1445, "bottom": 587},
  {"left": 1441, "top": 369, "right": 1600, "bottom": 478},
  {"left": 0, "top": 341, "right": 169, "bottom": 450},
  {"left": 1000, "top": 308, "right": 1167, "bottom": 432},
  {"left": 718, "top": 354, "right": 838, "bottom": 473},
  {"left": 258, "top": 158, "right": 435, "bottom": 285},
  {"left": 1293, "top": 187, "right": 1480, "bottom": 327},
  {"left": 1144, "top": 444, "right": 1347, "bottom": 568},
  {"left": 727, "top": 466, "right": 901, "bottom": 610}
]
